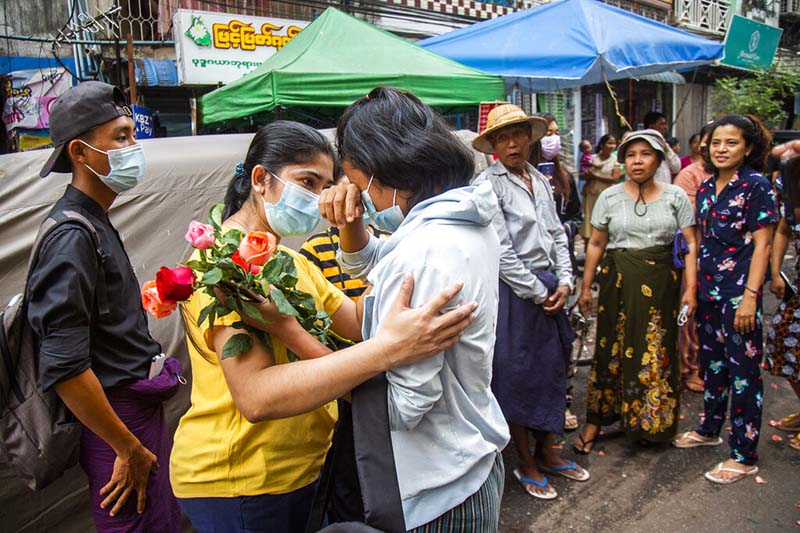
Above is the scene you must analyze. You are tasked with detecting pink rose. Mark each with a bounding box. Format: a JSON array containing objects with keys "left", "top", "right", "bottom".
[
  {"left": 238, "top": 231, "right": 277, "bottom": 266},
  {"left": 141, "top": 280, "right": 177, "bottom": 319},
  {"left": 185, "top": 220, "right": 216, "bottom": 250}
]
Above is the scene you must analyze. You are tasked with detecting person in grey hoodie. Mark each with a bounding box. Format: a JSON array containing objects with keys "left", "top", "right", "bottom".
[{"left": 319, "top": 87, "right": 510, "bottom": 533}]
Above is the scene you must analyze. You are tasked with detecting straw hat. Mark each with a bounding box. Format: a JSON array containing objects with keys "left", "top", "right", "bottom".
[
  {"left": 472, "top": 104, "right": 548, "bottom": 154},
  {"left": 616, "top": 129, "right": 666, "bottom": 164}
]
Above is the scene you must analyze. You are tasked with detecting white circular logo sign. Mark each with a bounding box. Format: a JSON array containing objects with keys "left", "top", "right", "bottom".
[{"left": 748, "top": 30, "right": 760, "bottom": 53}]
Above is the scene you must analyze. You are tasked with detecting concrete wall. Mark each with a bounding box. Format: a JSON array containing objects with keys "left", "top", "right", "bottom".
[
  {"left": 673, "top": 82, "right": 713, "bottom": 157},
  {"left": 0, "top": 0, "right": 70, "bottom": 57}
]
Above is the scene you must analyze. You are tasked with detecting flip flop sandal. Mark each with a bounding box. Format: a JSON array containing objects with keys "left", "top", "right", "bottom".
[
  {"left": 790, "top": 433, "right": 800, "bottom": 451},
  {"left": 573, "top": 434, "right": 597, "bottom": 455},
  {"left": 513, "top": 468, "right": 558, "bottom": 500},
  {"left": 704, "top": 462, "right": 759, "bottom": 485},
  {"left": 672, "top": 431, "right": 723, "bottom": 449},
  {"left": 564, "top": 409, "right": 579, "bottom": 431},
  {"left": 539, "top": 460, "right": 591, "bottom": 482},
  {"left": 775, "top": 412, "right": 800, "bottom": 432}
]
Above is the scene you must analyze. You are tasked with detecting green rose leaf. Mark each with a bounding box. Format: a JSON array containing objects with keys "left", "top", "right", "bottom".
[
  {"left": 222, "top": 229, "right": 245, "bottom": 247},
  {"left": 209, "top": 204, "right": 224, "bottom": 232},
  {"left": 221, "top": 333, "right": 253, "bottom": 359},
  {"left": 240, "top": 301, "right": 266, "bottom": 323},
  {"left": 270, "top": 288, "right": 300, "bottom": 317},
  {"left": 202, "top": 267, "right": 223, "bottom": 285},
  {"left": 197, "top": 301, "right": 217, "bottom": 328}
]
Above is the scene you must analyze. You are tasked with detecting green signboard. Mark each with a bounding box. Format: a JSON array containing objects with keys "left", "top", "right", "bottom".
[{"left": 722, "top": 15, "right": 782, "bottom": 71}]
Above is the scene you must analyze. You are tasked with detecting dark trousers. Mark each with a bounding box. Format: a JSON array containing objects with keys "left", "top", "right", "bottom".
[
  {"left": 178, "top": 481, "right": 318, "bottom": 533},
  {"left": 695, "top": 299, "right": 764, "bottom": 465}
]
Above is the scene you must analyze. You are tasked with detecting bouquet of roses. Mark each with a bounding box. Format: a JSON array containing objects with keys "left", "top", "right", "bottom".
[{"left": 142, "top": 204, "right": 339, "bottom": 359}]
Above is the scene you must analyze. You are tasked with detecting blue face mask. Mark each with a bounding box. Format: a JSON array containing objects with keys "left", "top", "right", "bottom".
[
  {"left": 80, "top": 141, "right": 147, "bottom": 193},
  {"left": 361, "top": 176, "right": 404, "bottom": 232},
  {"left": 263, "top": 171, "right": 322, "bottom": 238}
]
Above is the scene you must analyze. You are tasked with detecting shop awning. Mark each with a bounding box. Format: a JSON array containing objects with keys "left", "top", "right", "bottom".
[
  {"left": 199, "top": 7, "right": 504, "bottom": 125},
  {"left": 637, "top": 71, "right": 686, "bottom": 84},
  {"left": 419, "top": 0, "right": 723, "bottom": 92}
]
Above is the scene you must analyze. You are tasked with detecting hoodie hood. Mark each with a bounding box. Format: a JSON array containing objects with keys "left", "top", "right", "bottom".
[{"left": 377, "top": 181, "right": 498, "bottom": 260}]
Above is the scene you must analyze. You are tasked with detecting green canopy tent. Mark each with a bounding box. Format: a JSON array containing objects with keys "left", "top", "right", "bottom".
[{"left": 199, "top": 7, "right": 504, "bottom": 126}]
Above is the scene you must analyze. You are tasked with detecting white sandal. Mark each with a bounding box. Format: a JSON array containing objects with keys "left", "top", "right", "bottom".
[
  {"left": 671, "top": 431, "right": 723, "bottom": 449},
  {"left": 704, "top": 462, "right": 758, "bottom": 484}
]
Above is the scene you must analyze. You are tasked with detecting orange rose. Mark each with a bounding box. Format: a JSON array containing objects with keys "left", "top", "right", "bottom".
[
  {"left": 238, "top": 231, "right": 277, "bottom": 266},
  {"left": 141, "top": 280, "right": 177, "bottom": 319}
]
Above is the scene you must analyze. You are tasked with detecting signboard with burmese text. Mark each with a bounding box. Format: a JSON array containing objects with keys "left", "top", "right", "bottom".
[{"left": 173, "top": 9, "right": 308, "bottom": 85}]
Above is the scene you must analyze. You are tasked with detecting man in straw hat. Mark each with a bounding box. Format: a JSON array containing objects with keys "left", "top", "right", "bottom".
[{"left": 474, "top": 104, "right": 589, "bottom": 500}]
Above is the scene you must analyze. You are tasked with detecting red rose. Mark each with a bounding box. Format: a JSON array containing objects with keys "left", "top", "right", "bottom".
[
  {"left": 156, "top": 266, "right": 196, "bottom": 302},
  {"left": 232, "top": 250, "right": 261, "bottom": 275},
  {"left": 238, "top": 231, "right": 277, "bottom": 266}
]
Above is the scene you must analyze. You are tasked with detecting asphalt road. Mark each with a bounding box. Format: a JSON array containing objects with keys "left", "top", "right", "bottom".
[{"left": 499, "top": 271, "right": 800, "bottom": 532}]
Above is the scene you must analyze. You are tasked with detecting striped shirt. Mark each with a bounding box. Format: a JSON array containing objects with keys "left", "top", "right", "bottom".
[{"left": 299, "top": 225, "right": 391, "bottom": 301}]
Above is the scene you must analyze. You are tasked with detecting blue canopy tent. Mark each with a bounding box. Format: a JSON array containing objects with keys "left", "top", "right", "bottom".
[
  {"left": 419, "top": 0, "right": 724, "bottom": 91},
  {"left": 420, "top": 0, "right": 724, "bottom": 166}
]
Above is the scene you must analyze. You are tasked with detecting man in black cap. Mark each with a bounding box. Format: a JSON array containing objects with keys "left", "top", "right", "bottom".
[{"left": 28, "top": 81, "right": 181, "bottom": 532}]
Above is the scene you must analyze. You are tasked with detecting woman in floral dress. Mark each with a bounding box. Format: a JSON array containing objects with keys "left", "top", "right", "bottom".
[
  {"left": 575, "top": 130, "right": 697, "bottom": 453},
  {"left": 672, "top": 114, "right": 778, "bottom": 483},
  {"left": 766, "top": 168, "right": 800, "bottom": 450}
]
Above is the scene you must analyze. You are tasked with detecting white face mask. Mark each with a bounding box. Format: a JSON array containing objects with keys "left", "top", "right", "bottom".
[
  {"left": 80, "top": 140, "right": 147, "bottom": 193},
  {"left": 540, "top": 134, "right": 562, "bottom": 161}
]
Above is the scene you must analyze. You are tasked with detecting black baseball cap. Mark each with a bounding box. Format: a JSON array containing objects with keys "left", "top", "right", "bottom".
[{"left": 40, "top": 81, "right": 133, "bottom": 177}]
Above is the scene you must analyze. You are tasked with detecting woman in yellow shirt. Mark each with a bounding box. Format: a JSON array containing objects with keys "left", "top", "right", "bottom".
[{"left": 170, "top": 121, "right": 474, "bottom": 533}]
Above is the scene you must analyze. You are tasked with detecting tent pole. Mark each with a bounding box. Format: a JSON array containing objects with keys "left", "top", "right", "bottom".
[
  {"left": 628, "top": 78, "right": 633, "bottom": 127},
  {"left": 573, "top": 87, "right": 581, "bottom": 172}
]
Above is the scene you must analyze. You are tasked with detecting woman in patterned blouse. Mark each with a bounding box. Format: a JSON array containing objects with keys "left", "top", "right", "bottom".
[{"left": 672, "top": 114, "right": 777, "bottom": 485}]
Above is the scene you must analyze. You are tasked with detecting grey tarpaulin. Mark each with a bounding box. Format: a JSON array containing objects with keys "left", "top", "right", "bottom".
[{"left": 0, "top": 130, "right": 491, "bottom": 532}]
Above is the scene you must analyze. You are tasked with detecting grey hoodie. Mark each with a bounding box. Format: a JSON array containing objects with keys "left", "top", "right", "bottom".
[{"left": 339, "top": 181, "right": 510, "bottom": 530}]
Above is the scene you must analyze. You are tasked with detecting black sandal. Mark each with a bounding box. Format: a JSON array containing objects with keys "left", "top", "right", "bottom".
[{"left": 572, "top": 434, "right": 597, "bottom": 455}]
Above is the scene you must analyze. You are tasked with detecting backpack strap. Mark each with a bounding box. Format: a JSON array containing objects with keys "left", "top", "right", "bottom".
[{"left": 26, "top": 211, "right": 110, "bottom": 316}]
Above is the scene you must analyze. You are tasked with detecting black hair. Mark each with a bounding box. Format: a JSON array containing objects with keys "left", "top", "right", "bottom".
[
  {"left": 704, "top": 114, "right": 772, "bottom": 173},
  {"left": 336, "top": 86, "right": 473, "bottom": 208},
  {"left": 687, "top": 132, "right": 701, "bottom": 146},
  {"left": 222, "top": 120, "right": 339, "bottom": 219},
  {"left": 595, "top": 133, "right": 616, "bottom": 154},
  {"left": 666, "top": 136, "right": 679, "bottom": 149},
  {"left": 643, "top": 111, "right": 666, "bottom": 129}
]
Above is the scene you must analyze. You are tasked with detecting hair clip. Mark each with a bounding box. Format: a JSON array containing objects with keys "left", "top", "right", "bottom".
[
  {"left": 364, "top": 94, "right": 370, "bottom": 101},
  {"left": 235, "top": 162, "right": 246, "bottom": 178}
]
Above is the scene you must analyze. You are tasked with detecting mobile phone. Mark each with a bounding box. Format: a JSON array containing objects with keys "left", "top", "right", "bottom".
[
  {"left": 780, "top": 271, "right": 797, "bottom": 302},
  {"left": 148, "top": 353, "right": 167, "bottom": 379}
]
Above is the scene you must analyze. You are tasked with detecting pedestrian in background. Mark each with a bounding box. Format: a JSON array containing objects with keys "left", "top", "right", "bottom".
[
  {"left": 681, "top": 132, "right": 703, "bottom": 170},
  {"left": 580, "top": 134, "right": 622, "bottom": 246},
  {"left": 673, "top": 114, "right": 777, "bottom": 485},
  {"left": 765, "top": 142, "right": 800, "bottom": 451},
  {"left": 643, "top": 111, "right": 681, "bottom": 184},
  {"left": 575, "top": 130, "right": 696, "bottom": 453},
  {"left": 674, "top": 123, "right": 714, "bottom": 394},
  {"left": 474, "top": 104, "right": 589, "bottom": 501}
]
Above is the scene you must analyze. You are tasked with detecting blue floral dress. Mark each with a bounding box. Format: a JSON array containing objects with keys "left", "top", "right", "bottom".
[{"left": 694, "top": 166, "right": 778, "bottom": 465}]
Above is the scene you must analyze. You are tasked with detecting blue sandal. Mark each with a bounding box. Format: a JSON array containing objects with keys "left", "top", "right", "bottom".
[
  {"left": 539, "top": 460, "right": 591, "bottom": 482},
  {"left": 513, "top": 468, "right": 558, "bottom": 500}
]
